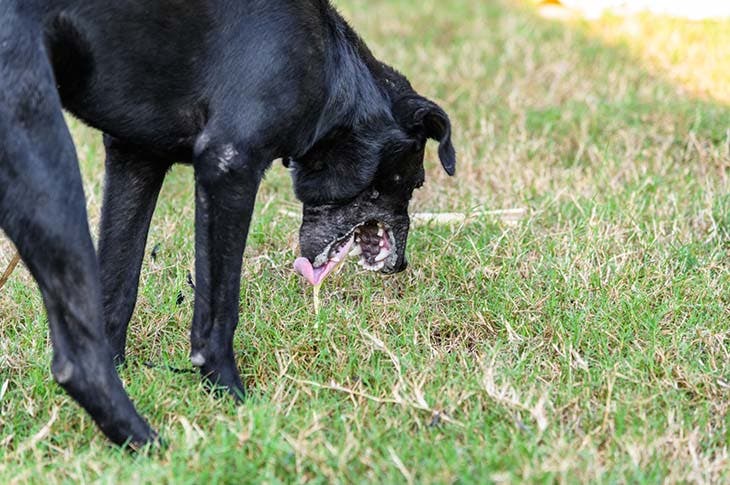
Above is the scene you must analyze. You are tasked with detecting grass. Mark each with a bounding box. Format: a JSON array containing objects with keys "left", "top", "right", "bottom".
[{"left": 1, "top": 0, "right": 729, "bottom": 482}]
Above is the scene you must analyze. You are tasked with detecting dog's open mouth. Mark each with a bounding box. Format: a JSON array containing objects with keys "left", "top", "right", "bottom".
[{"left": 294, "top": 221, "right": 396, "bottom": 286}]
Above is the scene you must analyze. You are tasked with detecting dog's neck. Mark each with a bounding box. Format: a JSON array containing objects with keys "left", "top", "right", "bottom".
[{"left": 299, "top": 10, "right": 394, "bottom": 154}]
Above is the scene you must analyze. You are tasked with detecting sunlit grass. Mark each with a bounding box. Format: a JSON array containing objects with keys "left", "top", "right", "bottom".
[
  {"left": 1, "top": 0, "right": 728, "bottom": 482},
  {"left": 530, "top": 0, "right": 730, "bottom": 103}
]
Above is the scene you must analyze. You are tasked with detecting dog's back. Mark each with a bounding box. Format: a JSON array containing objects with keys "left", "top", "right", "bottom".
[{"left": 35, "top": 0, "right": 333, "bottom": 155}]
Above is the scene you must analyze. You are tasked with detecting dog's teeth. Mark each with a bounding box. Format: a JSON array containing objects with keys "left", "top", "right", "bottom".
[
  {"left": 377, "top": 228, "right": 384, "bottom": 237},
  {"left": 359, "top": 259, "right": 386, "bottom": 271},
  {"left": 379, "top": 240, "right": 385, "bottom": 247},
  {"left": 375, "top": 248, "right": 390, "bottom": 262},
  {"left": 349, "top": 245, "right": 362, "bottom": 257}
]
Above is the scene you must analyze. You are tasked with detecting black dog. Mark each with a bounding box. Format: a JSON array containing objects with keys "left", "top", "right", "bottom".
[{"left": 0, "top": 0, "right": 455, "bottom": 447}]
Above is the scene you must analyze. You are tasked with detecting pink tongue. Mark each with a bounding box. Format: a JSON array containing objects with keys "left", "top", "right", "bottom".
[
  {"left": 294, "top": 237, "right": 354, "bottom": 286},
  {"left": 293, "top": 258, "right": 325, "bottom": 286}
]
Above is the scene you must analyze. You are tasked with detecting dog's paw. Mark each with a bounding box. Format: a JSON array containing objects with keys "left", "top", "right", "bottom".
[{"left": 199, "top": 361, "right": 246, "bottom": 403}]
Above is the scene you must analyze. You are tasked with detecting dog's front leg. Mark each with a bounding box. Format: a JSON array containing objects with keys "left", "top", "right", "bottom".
[
  {"left": 190, "top": 139, "right": 264, "bottom": 399},
  {"left": 98, "top": 136, "right": 170, "bottom": 365}
]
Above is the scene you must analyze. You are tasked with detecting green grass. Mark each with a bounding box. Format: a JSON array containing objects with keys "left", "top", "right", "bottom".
[{"left": 1, "top": 0, "right": 729, "bottom": 482}]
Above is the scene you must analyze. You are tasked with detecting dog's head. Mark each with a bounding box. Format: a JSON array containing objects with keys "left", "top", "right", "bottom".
[{"left": 289, "top": 83, "right": 455, "bottom": 281}]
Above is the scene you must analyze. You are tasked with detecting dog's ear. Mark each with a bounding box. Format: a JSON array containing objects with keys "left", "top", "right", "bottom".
[{"left": 394, "top": 96, "right": 456, "bottom": 176}]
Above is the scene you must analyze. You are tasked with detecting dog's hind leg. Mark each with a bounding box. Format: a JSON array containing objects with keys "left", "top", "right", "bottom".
[
  {"left": 97, "top": 136, "right": 169, "bottom": 365},
  {"left": 0, "top": 28, "right": 155, "bottom": 447}
]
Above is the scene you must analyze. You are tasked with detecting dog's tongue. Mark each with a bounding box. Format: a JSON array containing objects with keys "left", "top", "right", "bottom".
[
  {"left": 294, "top": 236, "right": 354, "bottom": 286},
  {"left": 293, "top": 258, "right": 324, "bottom": 286}
]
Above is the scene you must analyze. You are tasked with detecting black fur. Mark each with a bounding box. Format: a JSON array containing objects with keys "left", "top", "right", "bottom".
[{"left": 0, "top": 0, "right": 455, "bottom": 447}]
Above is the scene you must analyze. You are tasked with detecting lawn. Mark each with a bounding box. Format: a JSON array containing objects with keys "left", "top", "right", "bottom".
[{"left": 1, "top": 0, "right": 728, "bottom": 482}]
